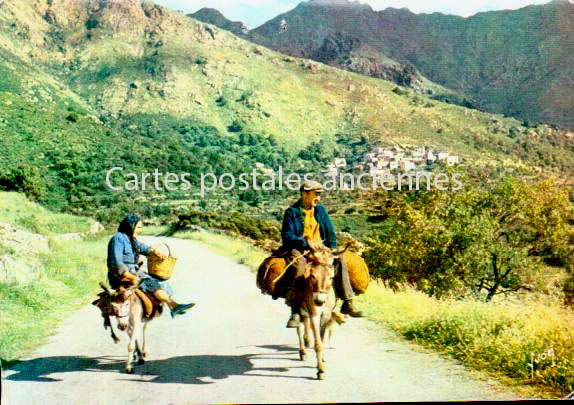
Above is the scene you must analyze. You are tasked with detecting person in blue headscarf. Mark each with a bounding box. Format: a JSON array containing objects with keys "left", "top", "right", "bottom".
[{"left": 107, "top": 214, "right": 194, "bottom": 318}]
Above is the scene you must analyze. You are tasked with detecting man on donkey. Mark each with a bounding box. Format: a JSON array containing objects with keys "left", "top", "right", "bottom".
[{"left": 278, "top": 180, "right": 364, "bottom": 328}]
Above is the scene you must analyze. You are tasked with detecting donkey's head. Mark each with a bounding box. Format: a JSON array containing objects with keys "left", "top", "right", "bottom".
[{"left": 306, "top": 241, "right": 351, "bottom": 306}]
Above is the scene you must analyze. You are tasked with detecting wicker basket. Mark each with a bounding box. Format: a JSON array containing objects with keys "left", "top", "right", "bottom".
[{"left": 148, "top": 243, "right": 177, "bottom": 281}]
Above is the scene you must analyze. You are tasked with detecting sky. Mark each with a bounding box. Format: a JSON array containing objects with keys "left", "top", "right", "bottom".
[{"left": 154, "top": 0, "right": 554, "bottom": 29}]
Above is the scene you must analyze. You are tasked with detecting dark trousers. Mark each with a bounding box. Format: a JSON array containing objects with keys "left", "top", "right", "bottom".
[{"left": 285, "top": 248, "right": 355, "bottom": 309}]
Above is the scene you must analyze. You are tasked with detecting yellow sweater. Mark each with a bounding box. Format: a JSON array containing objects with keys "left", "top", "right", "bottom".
[{"left": 302, "top": 208, "right": 321, "bottom": 243}]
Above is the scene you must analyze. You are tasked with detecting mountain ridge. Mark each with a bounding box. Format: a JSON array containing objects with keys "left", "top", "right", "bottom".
[{"left": 250, "top": 0, "right": 574, "bottom": 128}]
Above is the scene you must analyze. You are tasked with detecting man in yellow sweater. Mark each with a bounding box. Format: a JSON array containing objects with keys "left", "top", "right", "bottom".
[{"left": 281, "top": 180, "right": 363, "bottom": 328}]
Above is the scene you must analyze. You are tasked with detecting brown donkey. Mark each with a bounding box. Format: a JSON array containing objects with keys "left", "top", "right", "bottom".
[
  {"left": 296, "top": 242, "right": 349, "bottom": 380},
  {"left": 125, "top": 290, "right": 163, "bottom": 374},
  {"left": 94, "top": 283, "right": 162, "bottom": 374}
]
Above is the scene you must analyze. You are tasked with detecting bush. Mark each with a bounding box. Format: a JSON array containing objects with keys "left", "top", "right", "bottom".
[
  {"left": 0, "top": 166, "right": 46, "bottom": 201},
  {"left": 227, "top": 119, "right": 244, "bottom": 133}
]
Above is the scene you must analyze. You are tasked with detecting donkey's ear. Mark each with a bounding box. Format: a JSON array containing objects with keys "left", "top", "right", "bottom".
[
  {"left": 100, "top": 281, "right": 116, "bottom": 296},
  {"left": 332, "top": 242, "right": 352, "bottom": 258}
]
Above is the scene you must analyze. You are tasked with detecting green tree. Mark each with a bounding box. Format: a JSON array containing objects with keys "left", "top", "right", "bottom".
[{"left": 364, "top": 177, "right": 573, "bottom": 300}]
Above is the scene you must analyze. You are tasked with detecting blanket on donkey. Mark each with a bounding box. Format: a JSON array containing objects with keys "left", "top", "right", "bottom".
[
  {"left": 256, "top": 251, "right": 371, "bottom": 297},
  {"left": 92, "top": 285, "right": 163, "bottom": 319}
]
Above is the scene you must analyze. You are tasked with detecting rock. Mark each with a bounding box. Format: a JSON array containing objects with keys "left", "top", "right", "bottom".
[
  {"left": 89, "top": 221, "right": 105, "bottom": 235},
  {"left": 0, "top": 223, "right": 50, "bottom": 255},
  {"left": 0, "top": 256, "right": 37, "bottom": 284},
  {"left": 55, "top": 233, "right": 83, "bottom": 241},
  {"left": 348, "top": 84, "right": 355, "bottom": 92}
]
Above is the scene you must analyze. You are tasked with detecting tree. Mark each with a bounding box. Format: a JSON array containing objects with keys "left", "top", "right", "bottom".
[
  {"left": 0, "top": 165, "right": 47, "bottom": 201},
  {"left": 364, "top": 177, "right": 573, "bottom": 300}
]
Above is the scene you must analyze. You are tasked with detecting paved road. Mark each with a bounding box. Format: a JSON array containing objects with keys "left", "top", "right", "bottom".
[{"left": 2, "top": 237, "right": 521, "bottom": 403}]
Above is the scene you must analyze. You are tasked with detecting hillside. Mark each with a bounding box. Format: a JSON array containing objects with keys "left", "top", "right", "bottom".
[
  {"left": 189, "top": 8, "right": 248, "bottom": 36},
  {"left": 251, "top": 0, "right": 574, "bottom": 129},
  {"left": 0, "top": 0, "right": 572, "bottom": 220}
]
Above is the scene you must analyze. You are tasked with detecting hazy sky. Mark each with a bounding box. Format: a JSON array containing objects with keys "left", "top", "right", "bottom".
[{"left": 155, "top": 0, "right": 554, "bottom": 28}]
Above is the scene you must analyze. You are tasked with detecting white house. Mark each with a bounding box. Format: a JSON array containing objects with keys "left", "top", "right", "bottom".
[
  {"left": 364, "top": 153, "right": 376, "bottom": 163},
  {"left": 375, "top": 160, "right": 390, "bottom": 169},
  {"left": 438, "top": 152, "right": 449, "bottom": 161},
  {"left": 322, "top": 166, "right": 338, "bottom": 176},
  {"left": 334, "top": 158, "right": 347, "bottom": 168},
  {"left": 447, "top": 156, "right": 460, "bottom": 167},
  {"left": 400, "top": 161, "right": 416, "bottom": 171},
  {"left": 425, "top": 150, "right": 437, "bottom": 162},
  {"left": 412, "top": 147, "right": 426, "bottom": 158},
  {"left": 370, "top": 168, "right": 389, "bottom": 179},
  {"left": 389, "top": 161, "right": 399, "bottom": 171}
]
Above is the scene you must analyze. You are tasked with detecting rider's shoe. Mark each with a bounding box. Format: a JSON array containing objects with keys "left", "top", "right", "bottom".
[
  {"left": 286, "top": 312, "right": 301, "bottom": 328},
  {"left": 341, "top": 300, "right": 364, "bottom": 318},
  {"left": 171, "top": 303, "right": 195, "bottom": 318}
]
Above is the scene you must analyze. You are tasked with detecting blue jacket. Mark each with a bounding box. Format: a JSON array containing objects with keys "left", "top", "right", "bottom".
[
  {"left": 281, "top": 200, "right": 337, "bottom": 251},
  {"left": 107, "top": 232, "right": 151, "bottom": 274}
]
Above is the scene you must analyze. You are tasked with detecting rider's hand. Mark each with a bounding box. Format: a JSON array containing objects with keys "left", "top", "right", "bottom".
[
  {"left": 152, "top": 249, "right": 167, "bottom": 260},
  {"left": 121, "top": 271, "right": 139, "bottom": 287}
]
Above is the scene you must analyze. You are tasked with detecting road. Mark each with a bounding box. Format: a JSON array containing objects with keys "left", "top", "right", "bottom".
[{"left": 2, "top": 237, "right": 522, "bottom": 403}]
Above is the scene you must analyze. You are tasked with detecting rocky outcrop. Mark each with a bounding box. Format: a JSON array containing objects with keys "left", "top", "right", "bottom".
[
  {"left": 0, "top": 222, "right": 49, "bottom": 284},
  {"left": 0, "top": 222, "right": 49, "bottom": 255},
  {"left": 189, "top": 8, "right": 248, "bottom": 36},
  {"left": 312, "top": 33, "right": 424, "bottom": 89}
]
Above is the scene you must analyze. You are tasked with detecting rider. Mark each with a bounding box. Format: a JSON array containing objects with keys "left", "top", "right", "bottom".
[
  {"left": 281, "top": 180, "right": 364, "bottom": 328},
  {"left": 107, "top": 214, "right": 195, "bottom": 318}
]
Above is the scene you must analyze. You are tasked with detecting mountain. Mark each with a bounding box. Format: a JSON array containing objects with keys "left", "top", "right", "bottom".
[
  {"left": 0, "top": 0, "right": 572, "bottom": 217},
  {"left": 251, "top": 0, "right": 574, "bottom": 129},
  {"left": 189, "top": 8, "right": 248, "bottom": 36}
]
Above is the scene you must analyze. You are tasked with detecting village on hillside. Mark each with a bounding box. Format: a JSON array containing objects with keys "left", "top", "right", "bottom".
[{"left": 321, "top": 145, "right": 461, "bottom": 180}]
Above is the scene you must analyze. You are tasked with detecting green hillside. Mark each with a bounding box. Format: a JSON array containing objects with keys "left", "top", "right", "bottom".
[{"left": 0, "top": 0, "right": 572, "bottom": 221}]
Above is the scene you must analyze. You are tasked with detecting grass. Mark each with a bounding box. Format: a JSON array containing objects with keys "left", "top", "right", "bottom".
[
  {"left": 0, "top": 237, "right": 107, "bottom": 363},
  {"left": 357, "top": 284, "right": 574, "bottom": 398},
  {"left": 0, "top": 192, "right": 93, "bottom": 235},
  {"left": 0, "top": 193, "right": 107, "bottom": 364}
]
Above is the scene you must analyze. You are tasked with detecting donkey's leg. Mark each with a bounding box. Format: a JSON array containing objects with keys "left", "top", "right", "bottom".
[
  {"left": 304, "top": 316, "right": 312, "bottom": 349},
  {"left": 297, "top": 318, "right": 307, "bottom": 361},
  {"left": 141, "top": 321, "right": 149, "bottom": 361},
  {"left": 320, "top": 315, "right": 335, "bottom": 350},
  {"left": 104, "top": 315, "right": 120, "bottom": 344},
  {"left": 310, "top": 314, "right": 325, "bottom": 380},
  {"left": 126, "top": 302, "right": 142, "bottom": 374}
]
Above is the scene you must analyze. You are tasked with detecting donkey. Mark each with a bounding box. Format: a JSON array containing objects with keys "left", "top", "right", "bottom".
[
  {"left": 94, "top": 282, "right": 161, "bottom": 374},
  {"left": 296, "top": 242, "right": 349, "bottom": 380},
  {"left": 124, "top": 289, "right": 163, "bottom": 374}
]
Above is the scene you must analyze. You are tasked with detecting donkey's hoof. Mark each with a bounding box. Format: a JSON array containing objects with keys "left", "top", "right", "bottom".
[
  {"left": 138, "top": 358, "right": 146, "bottom": 365},
  {"left": 126, "top": 367, "right": 134, "bottom": 374},
  {"left": 112, "top": 336, "right": 120, "bottom": 344},
  {"left": 299, "top": 351, "right": 307, "bottom": 361},
  {"left": 317, "top": 371, "right": 325, "bottom": 380}
]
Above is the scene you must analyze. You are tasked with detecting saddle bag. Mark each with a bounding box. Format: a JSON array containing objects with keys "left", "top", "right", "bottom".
[
  {"left": 343, "top": 251, "right": 371, "bottom": 295},
  {"left": 256, "top": 256, "right": 288, "bottom": 297}
]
